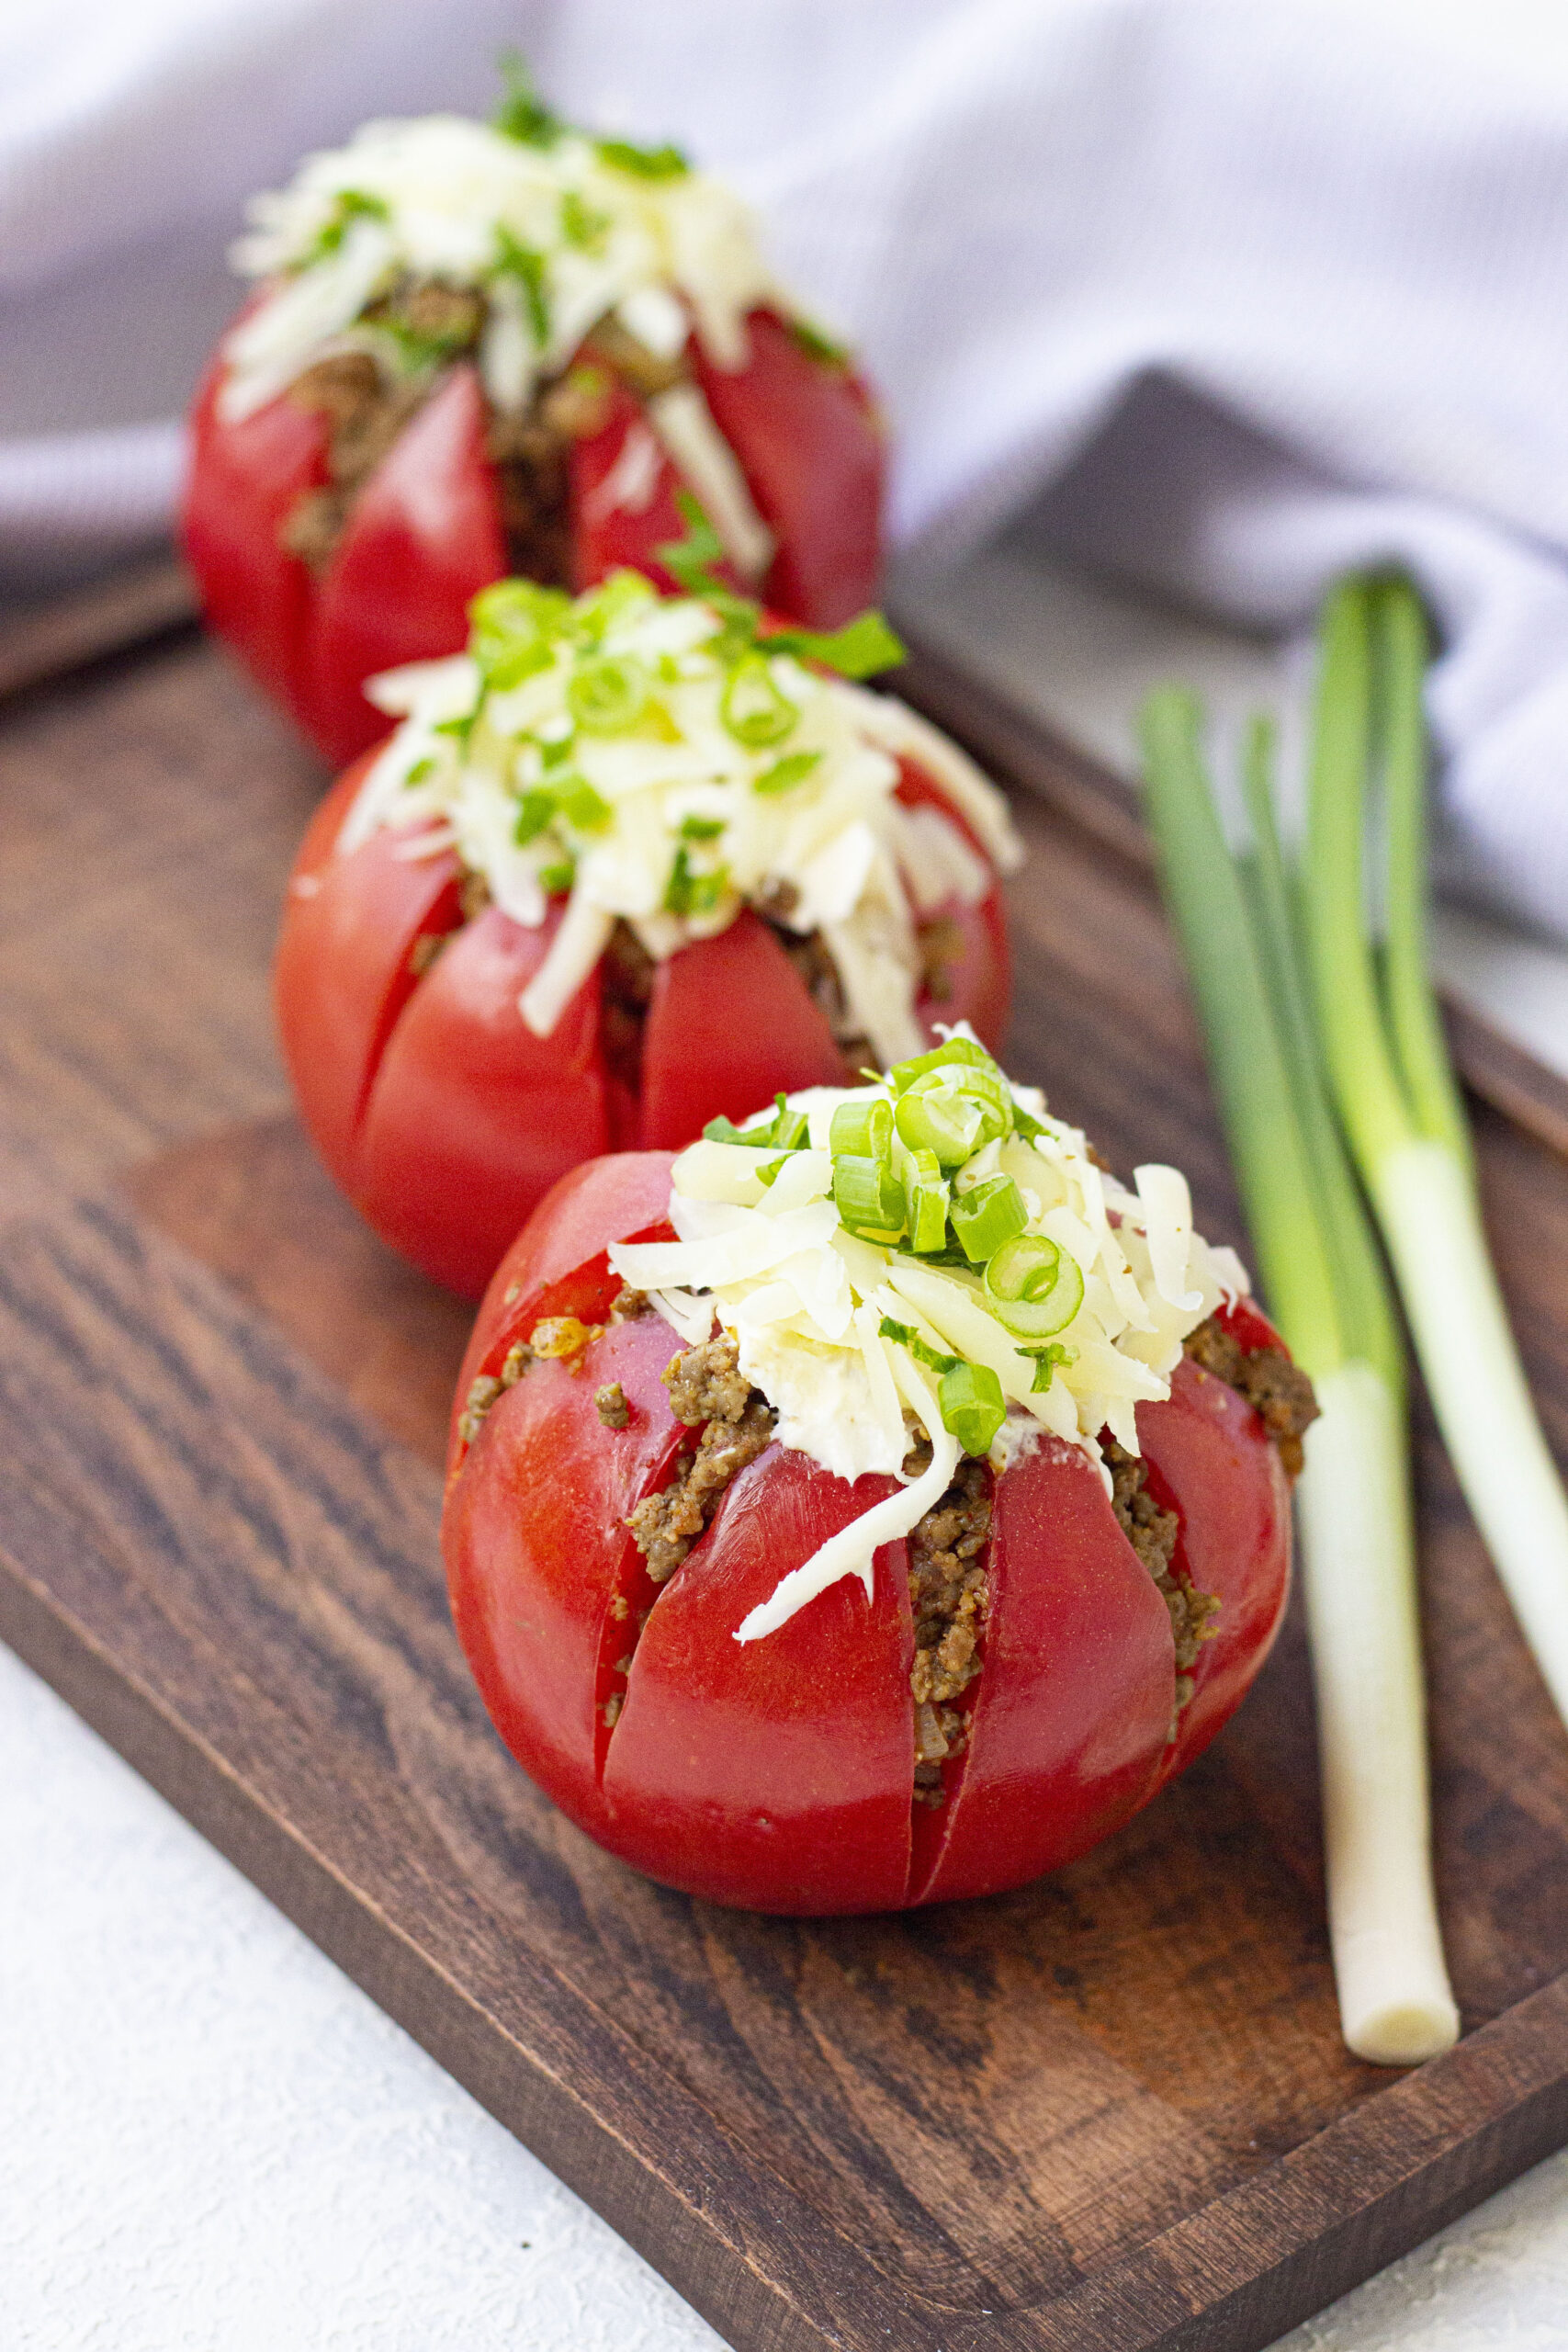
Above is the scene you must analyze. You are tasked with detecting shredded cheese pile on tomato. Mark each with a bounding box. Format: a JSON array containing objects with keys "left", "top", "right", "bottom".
[
  {"left": 220, "top": 104, "right": 802, "bottom": 437},
  {"left": 607, "top": 1033, "right": 1248, "bottom": 1641},
  {"left": 342, "top": 567, "right": 1021, "bottom": 1062}
]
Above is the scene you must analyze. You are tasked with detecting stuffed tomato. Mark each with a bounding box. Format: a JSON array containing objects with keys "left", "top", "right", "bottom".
[
  {"left": 275, "top": 562, "right": 1020, "bottom": 1296},
  {"left": 442, "top": 1036, "right": 1316, "bottom": 1913},
  {"left": 183, "top": 72, "right": 885, "bottom": 766}
]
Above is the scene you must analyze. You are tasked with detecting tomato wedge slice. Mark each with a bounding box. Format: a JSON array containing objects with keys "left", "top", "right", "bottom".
[
  {"left": 694, "top": 310, "right": 883, "bottom": 628},
  {"left": 1141, "top": 1355, "right": 1292, "bottom": 1792},
  {"left": 308, "top": 364, "right": 507, "bottom": 766},
  {"left": 637, "top": 910, "right": 847, "bottom": 1148},
  {"left": 913, "top": 1436, "right": 1174, "bottom": 1906},
  {"left": 603, "top": 1446, "right": 915, "bottom": 1912},
  {"left": 354, "top": 902, "right": 608, "bottom": 1297},
  {"left": 569, "top": 376, "right": 690, "bottom": 593},
  {"left": 444, "top": 1313, "right": 690, "bottom": 1846},
  {"left": 274, "top": 760, "right": 462, "bottom": 1194},
  {"left": 449, "top": 1151, "right": 678, "bottom": 1477},
  {"left": 182, "top": 356, "right": 328, "bottom": 730}
]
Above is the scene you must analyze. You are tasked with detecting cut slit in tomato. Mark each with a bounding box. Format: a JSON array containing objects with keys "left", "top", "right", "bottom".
[
  {"left": 694, "top": 309, "right": 883, "bottom": 629},
  {"left": 307, "top": 363, "right": 508, "bottom": 767},
  {"left": 448, "top": 1151, "right": 680, "bottom": 1476},
  {"left": 444, "top": 1310, "right": 691, "bottom": 1846},
  {"left": 637, "top": 909, "right": 849, "bottom": 1149},
  {"left": 352, "top": 901, "right": 608, "bottom": 1297},
  {"left": 569, "top": 375, "right": 693, "bottom": 594},
  {"left": 601, "top": 1443, "right": 916, "bottom": 1914},
  {"left": 182, "top": 350, "right": 329, "bottom": 729},
  {"left": 273, "top": 757, "right": 463, "bottom": 1194}
]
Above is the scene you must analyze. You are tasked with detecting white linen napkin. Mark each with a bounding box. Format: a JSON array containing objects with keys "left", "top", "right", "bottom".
[{"left": 4, "top": 0, "right": 1567, "bottom": 938}]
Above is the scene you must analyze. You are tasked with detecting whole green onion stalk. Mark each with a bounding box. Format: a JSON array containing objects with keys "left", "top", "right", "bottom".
[
  {"left": 1306, "top": 577, "right": 1568, "bottom": 1730},
  {"left": 1141, "top": 636, "right": 1459, "bottom": 2064}
]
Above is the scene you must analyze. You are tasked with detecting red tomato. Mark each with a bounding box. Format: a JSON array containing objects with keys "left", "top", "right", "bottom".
[
  {"left": 184, "top": 310, "right": 885, "bottom": 766},
  {"left": 275, "top": 756, "right": 1011, "bottom": 1297},
  {"left": 440, "top": 1159, "right": 1295, "bottom": 1914}
]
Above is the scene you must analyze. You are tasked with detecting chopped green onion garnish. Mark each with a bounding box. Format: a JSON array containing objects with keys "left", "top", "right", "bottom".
[
  {"left": 829, "top": 1098, "right": 892, "bottom": 1159},
  {"left": 559, "top": 188, "right": 609, "bottom": 251},
  {"left": 949, "top": 1174, "right": 1028, "bottom": 1264},
  {"left": 753, "top": 751, "right": 821, "bottom": 797},
  {"left": 595, "top": 135, "right": 689, "bottom": 180},
  {"left": 680, "top": 815, "right": 726, "bottom": 842},
  {"left": 663, "top": 848, "right": 728, "bottom": 918},
  {"left": 761, "top": 612, "right": 906, "bottom": 682},
  {"left": 567, "top": 654, "right": 649, "bottom": 734},
  {"left": 493, "top": 51, "right": 562, "bottom": 146},
  {"left": 787, "top": 318, "right": 851, "bottom": 368},
  {"left": 403, "top": 756, "right": 435, "bottom": 787},
  {"left": 703, "top": 1092, "right": 807, "bottom": 1151},
  {"left": 875, "top": 1318, "right": 1006, "bottom": 1457},
  {"left": 555, "top": 777, "right": 613, "bottom": 833},
  {"left": 902, "top": 1148, "right": 950, "bottom": 1254},
  {"left": 1017, "top": 1340, "right": 1075, "bottom": 1393},
  {"left": 939, "top": 1361, "right": 1007, "bottom": 1458},
  {"left": 513, "top": 789, "right": 555, "bottom": 845},
  {"left": 538, "top": 856, "right": 575, "bottom": 895},
  {"left": 893, "top": 1087, "right": 984, "bottom": 1169},
  {"left": 492, "top": 227, "right": 550, "bottom": 346},
  {"left": 654, "top": 492, "right": 728, "bottom": 599},
  {"left": 832, "top": 1155, "right": 905, "bottom": 1240},
  {"left": 720, "top": 653, "right": 798, "bottom": 750},
  {"left": 982, "top": 1234, "right": 1083, "bottom": 1336}
]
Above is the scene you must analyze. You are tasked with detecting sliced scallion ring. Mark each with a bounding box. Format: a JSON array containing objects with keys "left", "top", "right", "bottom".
[
  {"left": 567, "top": 653, "right": 649, "bottom": 734},
  {"left": 894, "top": 1087, "right": 984, "bottom": 1169},
  {"left": 720, "top": 652, "right": 798, "bottom": 750},
  {"left": 982, "top": 1231, "right": 1084, "bottom": 1335}
]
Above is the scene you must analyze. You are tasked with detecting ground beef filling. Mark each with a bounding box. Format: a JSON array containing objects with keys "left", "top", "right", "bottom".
[
  {"left": 1183, "top": 1316, "right": 1320, "bottom": 1479},
  {"left": 1104, "top": 1439, "right": 1219, "bottom": 1732},
  {"left": 905, "top": 1447, "right": 991, "bottom": 1808},
  {"left": 277, "top": 287, "right": 673, "bottom": 578},
  {"left": 625, "top": 1335, "right": 776, "bottom": 1586},
  {"left": 457, "top": 1285, "right": 649, "bottom": 1450}
]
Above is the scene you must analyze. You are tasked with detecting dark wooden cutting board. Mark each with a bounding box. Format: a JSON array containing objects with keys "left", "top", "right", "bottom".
[{"left": 5, "top": 587, "right": 1568, "bottom": 2352}]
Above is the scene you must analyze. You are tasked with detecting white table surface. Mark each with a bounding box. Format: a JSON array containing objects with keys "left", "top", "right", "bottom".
[{"left": 6, "top": 544, "right": 1568, "bottom": 2352}]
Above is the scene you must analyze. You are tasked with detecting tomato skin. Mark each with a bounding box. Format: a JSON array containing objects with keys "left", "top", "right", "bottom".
[
  {"left": 1143, "top": 1307, "right": 1293, "bottom": 1791},
  {"left": 273, "top": 756, "right": 463, "bottom": 1193},
  {"left": 184, "top": 310, "right": 884, "bottom": 763},
  {"left": 439, "top": 1160, "right": 1296, "bottom": 1916},
  {"left": 637, "top": 910, "right": 848, "bottom": 1150},
  {"left": 694, "top": 311, "right": 883, "bottom": 628},
  {"left": 182, "top": 346, "right": 329, "bottom": 733},
  {"left": 306, "top": 365, "right": 508, "bottom": 767},
  {"left": 600, "top": 1447, "right": 916, "bottom": 1913},
  {"left": 913, "top": 1433, "right": 1175, "bottom": 1906},
  {"left": 275, "top": 735, "right": 1010, "bottom": 1295},
  {"left": 352, "top": 900, "right": 610, "bottom": 1298},
  {"left": 893, "top": 761, "right": 1011, "bottom": 1054},
  {"left": 568, "top": 374, "right": 693, "bottom": 594},
  {"left": 445, "top": 1311, "right": 693, "bottom": 1844},
  {"left": 448, "top": 1150, "right": 678, "bottom": 1478}
]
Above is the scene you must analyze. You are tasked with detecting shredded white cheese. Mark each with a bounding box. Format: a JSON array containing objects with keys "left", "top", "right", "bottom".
[
  {"left": 343, "top": 575, "right": 1021, "bottom": 1056},
  {"left": 220, "top": 110, "right": 798, "bottom": 423},
  {"left": 607, "top": 1042, "right": 1246, "bottom": 1642}
]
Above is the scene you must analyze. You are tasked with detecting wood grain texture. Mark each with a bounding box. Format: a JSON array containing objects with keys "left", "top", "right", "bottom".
[{"left": 3, "top": 623, "right": 1568, "bottom": 2352}]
